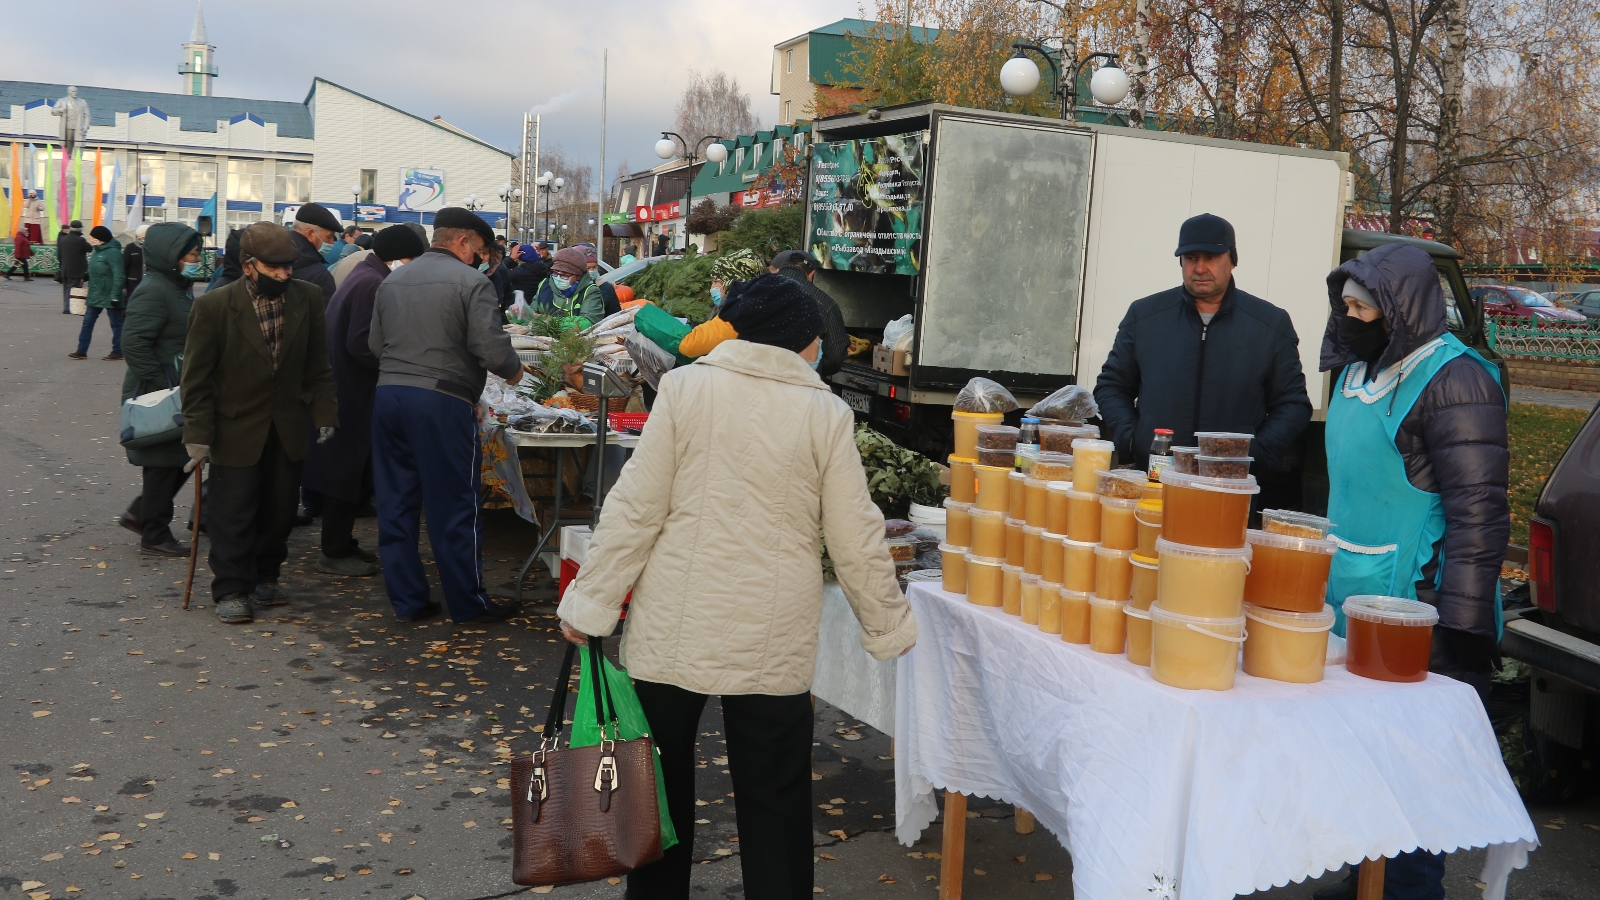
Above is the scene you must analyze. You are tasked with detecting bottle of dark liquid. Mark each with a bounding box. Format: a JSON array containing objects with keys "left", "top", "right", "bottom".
[{"left": 1147, "top": 428, "right": 1174, "bottom": 481}]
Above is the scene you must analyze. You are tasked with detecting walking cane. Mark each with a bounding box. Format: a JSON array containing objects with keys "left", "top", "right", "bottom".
[{"left": 182, "top": 467, "right": 203, "bottom": 610}]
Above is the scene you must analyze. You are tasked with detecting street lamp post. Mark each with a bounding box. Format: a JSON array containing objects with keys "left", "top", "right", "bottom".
[
  {"left": 498, "top": 183, "right": 520, "bottom": 242},
  {"left": 350, "top": 183, "right": 361, "bottom": 232},
  {"left": 1000, "top": 43, "right": 1129, "bottom": 122},
  {"left": 654, "top": 132, "right": 728, "bottom": 254},
  {"left": 535, "top": 171, "right": 563, "bottom": 245}
]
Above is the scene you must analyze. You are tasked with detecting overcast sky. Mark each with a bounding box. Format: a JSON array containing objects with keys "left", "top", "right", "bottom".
[{"left": 10, "top": 0, "right": 863, "bottom": 189}]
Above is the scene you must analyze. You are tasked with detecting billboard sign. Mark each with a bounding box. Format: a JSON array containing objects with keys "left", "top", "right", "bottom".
[
  {"left": 356, "top": 204, "right": 387, "bottom": 222},
  {"left": 808, "top": 132, "right": 925, "bottom": 275},
  {"left": 397, "top": 167, "right": 445, "bottom": 212}
]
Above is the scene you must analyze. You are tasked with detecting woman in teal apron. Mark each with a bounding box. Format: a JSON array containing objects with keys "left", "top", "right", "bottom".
[{"left": 1314, "top": 242, "right": 1510, "bottom": 900}]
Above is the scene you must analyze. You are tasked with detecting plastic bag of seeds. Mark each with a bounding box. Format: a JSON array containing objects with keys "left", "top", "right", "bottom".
[
  {"left": 1025, "top": 384, "right": 1099, "bottom": 424},
  {"left": 954, "top": 377, "right": 1019, "bottom": 414}
]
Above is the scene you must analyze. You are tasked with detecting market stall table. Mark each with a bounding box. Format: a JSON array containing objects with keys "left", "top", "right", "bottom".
[{"left": 895, "top": 583, "right": 1537, "bottom": 900}]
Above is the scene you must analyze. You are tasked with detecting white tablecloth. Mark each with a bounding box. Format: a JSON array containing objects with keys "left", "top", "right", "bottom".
[
  {"left": 894, "top": 584, "right": 1538, "bottom": 900},
  {"left": 811, "top": 582, "right": 897, "bottom": 737}
]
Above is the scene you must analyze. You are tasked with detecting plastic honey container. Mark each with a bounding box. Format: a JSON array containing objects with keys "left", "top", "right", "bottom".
[
  {"left": 971, "top": 508, "right": 1007, "bottom": 558},
  {"left": 1004, "top": 517, "right": 1027, "bottom": 567},
  {"left": 1135, "top": 499, "right": 1163, "bottom": 557},
  {"left": 1261, "top": 508, "right": 1333, "bottom": 539},
  {"left": 1125, "top": 605, "right": 1153, "bottom": 666},
  {"left": 1343, "top": 596, "right": 1438, "bottom": 682},
  {"left": 975, "top": 424, "right": 1020, "bottom": 470},
  {"left": 1045, "top": 481, "right": 1073, "bottom": 534},
  {"left": 1071, "top": 438, "right": 1115, "bottom": 491},
  {"left": 1096, "top": 468, "right": 1148, "bottom": 500},
  {"left": 1001, "top": 563, "right": 1024, "bottom": 616},
  {"left": 1158, "top": 470, "right": 1259, "bottom": 549},
  {"left": 1150, "top": 604, "right": 1247, "bottom": 691},
  {"left": 1100, "top": 497, "right": 1139, "bottom": 551},
  {"left": 1059, "top": 587, "right": 1090, "bottom": 643},
  {"left": 1038, "top": 581, "right": 1065, "bottom": 634},
  {"left": 1065, "top": 488, "right": 1102, "bottom": 543},
  {"left": 952, "top": 410, "right": 1004, "bottom": 461},
  {"left": 1155, "top": 537, "right": 1251, "bottom": 618},
  {"left": 1040, "top": 531, "right": 1067, "bottom": 584},
  {"left": 966, "top": 553, "right": 1005, "bottom": 607},
  {"left": 943, "top": 499, "right": 974, "bottom": 548},
  {"left": 1020, "top": 573, "right": 1043, "bottom": 625},
  {"left": 1129, "top": 553, "right": 1159, "bottom": 610},
  {"left": 975, "top": 464, "right": 1012, "bottom": 513},
  {"left": 1031, "top": 451, "right": 1074, "bottom": 482},
  {"left": 948, "top": 455, "right": 977, "bottom": 504},
  {"left": 1023, "top": 525, "right": 1045, "bottom": 577},
  {"left": 1093, "top": 545, "right": 1134, "bottom": 602},
  {"left": 1024, "top": 477, "right": 1050, "bottom": 528},
  {"left": 1063, "top": 537, "right": 1097, "bottom": 594},
  {"left": 1089, "top": 595, "right": 1128, "bottom": 654},
  {"left": 1008, "top": 471, "right": 1028, "bottom": 518},
  {"left": 940, "top": 544, "right": 968, "bottom": 594},
  {"left": 1243, "top": 529, "right": 1336, "bottom": 613},
  {"left": 1242, "top": 602, "right": 1335, "bottom": 683}
]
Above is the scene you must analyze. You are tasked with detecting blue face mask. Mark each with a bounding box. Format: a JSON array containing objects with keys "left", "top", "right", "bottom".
[
  {"left": 550, "top": 274, "right": 574, "bottom": 293},
  {"left": 710, "top": 286, "right": 723, "bottom": 306},
  {"left": 181, "top": 261, "right": 203, "bottom": 278},
  {"left": 809, "top": 340, "right": 823, "bottom": 371},
  {"left": 478, "top": 262, "right": 490, "bottom": 273}
]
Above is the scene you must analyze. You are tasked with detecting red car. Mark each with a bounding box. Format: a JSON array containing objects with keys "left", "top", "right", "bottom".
[{"left": 1470, "top": 284, "right": 1588, "bottom": 322}]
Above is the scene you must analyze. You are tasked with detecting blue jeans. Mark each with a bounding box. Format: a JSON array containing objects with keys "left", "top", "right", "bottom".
[{"left": 76, "top": 306, "right": 125, "bottom": 356}]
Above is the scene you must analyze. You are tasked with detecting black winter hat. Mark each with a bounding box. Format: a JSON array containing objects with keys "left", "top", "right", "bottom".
[
  {"left": 431, "top": 207, "right": 495, "bottom": 248},
  {"left": 295, "top": 202, "right": 342, "bottom": 233},
  {"left": 1174, "top": 213, "right": 1235, "bottom": 257},
  {"left": 720, "top": 273, "right": 825, "bottom": 354},
  {"left": 89, "top": 225, "right": 114, "bottom": 243},
  {"left": 373, "top": 223, "right": 427, "bottom": 262}
]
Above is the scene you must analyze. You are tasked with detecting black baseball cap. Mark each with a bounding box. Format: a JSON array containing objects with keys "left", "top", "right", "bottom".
[
  {"left": 769, "top": 249, "right": 822, "bottom": 271},
  {"left": 1174, "top": 213, "right": 1235, "bottom": 257}
]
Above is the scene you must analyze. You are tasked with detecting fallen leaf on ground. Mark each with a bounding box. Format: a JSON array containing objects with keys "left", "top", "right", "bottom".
[
  {"left": 1014, "top": 855, "right": 1027, "bottom": 863},
  {"left": 182, "top": 853, "right": 198, "bottom": 860},
  {"left": 20, "top": 881, "right": 44, "bottom": 891},
  {"left": 312, "top": 856, "right": 333, "bottom": 863},
  {"left": 144, "top": 813, "right": 164, "bottom": 820},
  {"left": 208, "top": 853, "right": 220, "bottom": 861},
  {"left": 878, "top": 874, "right": 898, "bottom": 883},
  {"left": 1035, "top": 873, "right": 1053, "bottom": 881},
  {"left": 463, "top": 821, "right": 477, "bottom": 828},
  {"left": 827, "top": 829, "right": 848, "bottom": 841},
  {"left": 42, "top": 852, "right": 65, "bottom": 860},
  {"left": 819, "top": 853, "right": 837, "bottom": 860},
  {"left": 32, "top": 710, "right": 51, "bottom": 718}
]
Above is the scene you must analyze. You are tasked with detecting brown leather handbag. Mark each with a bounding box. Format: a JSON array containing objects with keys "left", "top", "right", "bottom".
[{"left": 510, "top": 638, "right": 663, "bottom": 886}]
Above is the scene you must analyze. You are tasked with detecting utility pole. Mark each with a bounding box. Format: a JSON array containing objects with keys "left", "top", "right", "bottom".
[{"left": 1130, "top": 0, "right": 1149, "bottom": 129}]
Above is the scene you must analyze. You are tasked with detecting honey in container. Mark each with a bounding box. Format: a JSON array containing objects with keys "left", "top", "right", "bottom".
[
  {"left": 1020, "top": 573, "right": 1043, "bottom": 624},
  {"left": 944, "top": 499, "right": 974, "bottom": 548},
  {"left": 1150, "top": 605, "right": 1246, "bottom": 691},
  {"left": 948, "top": 455, "right": 977, "bottom": 503},
  {"left": 1038, "top": 581, "right": 1064, "bottom": 634},
  {"left": 1059, "top": 587, "right": 1091, "bottom": 643},
  {"left": 1125, "top": 605, "right": 1153, "bottom": 666},
  {"left": 965, "top": 554, "right": 1005, "bottom": 607},
  {"left": 1261, "top": 508, "right": 1333, "bottom": 539},
  {"left": 952, "top": 411, "right": 1004, "bottom": 461},
  {"left": 1089, "top": 595, "right": 1128, "bottom": 654},
  {"left": 1159, "top": 470, "right": 1259, "bottom": 549},
  {"left": 1093, "top": 545, "right": 1134, "bottom": 602},
  {"left": 1135, "top": 499, "right": 1163, "bottom": 557},
  {"left": 1001, "top": 563, "right": 1024, "bottom": 616},
  {"left": 1065, "top": 488, "right": 1102, "bottom": 543},
  {"left": 971, "top": 508, "right": 1007, "bottom": 558},
  {"left": 1155, "top": 537, "right": 1251, "bottom": 618},
  {"left": 1024, "top": 477, "right": 1051, "bottom": 528},
  {"left": 1005, "top": 517, "right": 1027, "bottom": 567},
  {"left": 1040, "top": 532, "right": 1067, "bottom": 584},
  {"left": 1129, "top": 553, "right": 1159, "bottom": 610},
  {"left": 940, "top": 543, "right": 968, "bottom": 593},
  {"left": 1046, "top": 481, "right": 1073, "bottom": 534},
  {"left": 1071, "top": 438, "right": 1115, "bottom": 491},
  {"left": 1343, "top": 596, "right": 1437, "bottom": 682},
  {"left": 1031, "top": 451, "right": 1074, "bottom": 482},
  {"left": 1063, "top": 537, "right": 1097, "bottom": 594},
  {"left": 1100, "top": 497, "right": 1139, "bottom": 551},
  {"left": 975, "top": 465, "right": 1012, "bottom": 513},
  {"left": 1096, "top": 468, "right": 1147, "bottom": 500},
  {"left": 1008, "top": 471, "right": 1028, "bottom": 517},
  {"left": 1242, "top": 602, "right": 1334, "bottom": 683},
  {"left": 1023, "top": 525, "right": 1045, "bottom": 577},
  {"left": 1243, "top": 529, "right": 1335, "bottom": 613}
]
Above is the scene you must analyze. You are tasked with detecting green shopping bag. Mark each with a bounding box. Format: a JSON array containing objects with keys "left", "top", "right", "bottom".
[{"left": 572, "top": 649, "right": 679, "bottom": 851}]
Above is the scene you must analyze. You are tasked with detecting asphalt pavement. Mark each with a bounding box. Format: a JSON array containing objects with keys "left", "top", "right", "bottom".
[{"left": 2, "top": 275, "right": 1595, "bottom": 900}]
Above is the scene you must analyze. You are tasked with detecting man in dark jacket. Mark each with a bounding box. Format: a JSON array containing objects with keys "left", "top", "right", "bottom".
[
  {"left": 1312, "top": 242, "right": 1508, "bottom": 900},
  {"left": 208, "top": 228, "right": 243, "bottom": 292},
  {"left": 302, "top": 223, "right": 427, "bottom": 576},
  {"left": 771, "top": 250, "right": 850, "bottom": 380},
  {"left": 57, "top": 220, "right": 92, "bottom": 314},
  {"left": 288, "top": 203, "right": 340, "bottom": 303},
  {"left": 121, "top": 229, "right": 145, "bottom": 299},
  {"left": 181, "top": 222, "right": 338, "bottom": 624},
  {"left": 507, "top": 242, "right": 548, "bottom": 302},
  {"left": 1094, "top": 214, "right": 1312, "bottom": 472}
]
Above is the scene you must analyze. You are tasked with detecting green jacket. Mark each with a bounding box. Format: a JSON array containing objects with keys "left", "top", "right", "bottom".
[
  {"left": 121, "top": 224, "right": 202, "bottom": 468},
  {"left": 181, "top": 276, "right": 338, "bottom": 467},
  {"left": 633, "top": 302, "right": 696, "bottom": 366},
  {"left": 86, "top": 240, "right": 126, "bottom": 309}
]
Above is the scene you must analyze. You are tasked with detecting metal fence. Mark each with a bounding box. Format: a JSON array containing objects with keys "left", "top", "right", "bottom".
[{"left": 1486, "top": 315, "right": 1600, "bottom": 363}]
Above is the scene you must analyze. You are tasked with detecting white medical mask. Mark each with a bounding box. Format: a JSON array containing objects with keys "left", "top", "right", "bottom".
[
  {"left": 551, "top": 274, "right": 573, "bottom": 292},
  {"left": 809, "top": 340, "right": 823, "bottom": 371},
  {"left": 710, "top": 286, "right": 723, "bottom": 306}
]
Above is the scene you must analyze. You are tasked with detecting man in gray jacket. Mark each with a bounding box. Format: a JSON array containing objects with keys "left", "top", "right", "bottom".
[{"left": 369, "top": 207, "right": 525, "bottom": 624}]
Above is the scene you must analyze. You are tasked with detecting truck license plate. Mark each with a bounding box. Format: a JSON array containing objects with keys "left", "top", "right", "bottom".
[{"left": 841, "top": 389, "right": 873, "bottom": 414}]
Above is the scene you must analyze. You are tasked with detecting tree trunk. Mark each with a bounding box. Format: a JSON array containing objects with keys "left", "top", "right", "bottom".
[
  {"left": 1434, "top": 0, "right": 1468, "bottom": 245},
  {"left": 1215, "top": 0, "right": 1247, "bottom": 138},
  {"left": 1327, "top": 0, "right": 1344, "bottom": 153},
  {"left": 1061, "top": 0, "right": 1080, "bottom": 122},
  {"left": 1131, "top": 0, "right": 1151, "bottom": 129}
]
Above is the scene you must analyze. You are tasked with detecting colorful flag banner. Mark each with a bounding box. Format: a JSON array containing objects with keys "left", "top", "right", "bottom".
[
  {"left": 91, "top": 148, "right": 104, "bottom": 229},
  {"left": 58, "top": 146, "right": 69, "bottom": 230},
  {"left": 103, "top": 154, "right": 121, "bottom": 233},
  {"left": 44, "top": 144, "right": 56, "bottom": 237},
  {"left": 71, "top": 147, "right": 84, "bottom": 223},
  {"left": 124, "top": 181, "right": 144, "bottom": 236}
]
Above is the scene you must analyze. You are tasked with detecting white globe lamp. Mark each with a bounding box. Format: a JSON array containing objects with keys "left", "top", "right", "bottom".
[
  {"left": 1000, "top": 55, "right": 1042, "bottom": 97},
  {"left": 705, "top": 142, "right": 728, "bottom": 164},
  {"left": 1090, "top": 64, "right": 1131, "bottom": 106},
  {"left": 655, "top": 138, "right": 677, "bottom": 160}
]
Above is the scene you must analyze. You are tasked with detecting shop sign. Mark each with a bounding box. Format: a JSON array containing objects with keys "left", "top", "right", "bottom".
[
  {"left": 356, "top": 204, "right": 386, "bottom": 222},
  {"left": 808, "top": 131, "right": 925, "bottom": 275},
  {"left": 602, "top": 212, "right": 628, "bottom": 224},
  {"left": 634, "top": 205, "right": 652, "bottom": 221},
  {"left": 651, "top": 201, "right": 681, "bottom": 221}
]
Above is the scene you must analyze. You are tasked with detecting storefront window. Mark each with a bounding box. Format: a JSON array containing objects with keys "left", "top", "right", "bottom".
[
  {"left": 136, "top": 153, "right": 168, "bottom": 197},
  {"left": 275, "top": 161, "right": 312, "bottom": 204},
  {"left": 227, "top": 159, "right": 264, "bottom": 203},
  {"left": 359, "top": 168, "right": 377, "bottom": 204},
  {"left": 180, "top": 156, "right": 217, "bottom": 198}
]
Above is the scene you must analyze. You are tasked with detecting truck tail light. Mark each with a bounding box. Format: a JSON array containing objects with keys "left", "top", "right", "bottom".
[
  {"left": 890, "top": 400, "right": 913, "bottom": 425},
  {"left": 1528, "top": 517, "right": 1557, "bottom": 612}
]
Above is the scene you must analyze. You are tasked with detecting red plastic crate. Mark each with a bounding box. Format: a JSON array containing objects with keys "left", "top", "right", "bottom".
[{"left": 607, "top": 412, "right": 650, "bottom": 434}]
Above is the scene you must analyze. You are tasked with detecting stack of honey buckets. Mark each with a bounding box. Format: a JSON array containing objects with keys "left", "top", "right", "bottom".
[{"left": 937, "top": 417, "right": 1358, "bottom": 692}]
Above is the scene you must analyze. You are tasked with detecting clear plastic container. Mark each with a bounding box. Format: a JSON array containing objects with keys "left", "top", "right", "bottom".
[
  {"left": 944, "top": 498, "right": 973, "bottom": 548},
  {"left": 1008, "top": 470, "right": 1028, "bottom": 518},
  {"left": 1195, "top": 431, "right": 1252, "bottom": 457},
  {"left": 952, "top": 410, "right": 1005, "bottom": 461},
  {"left": 1100, "top": 497, "right": 1139, "bottom": 551},
  {"left": 1065, "top": 488, "right": 1103, "bottom": 543},
  {"left": 1016, "top": 446, "right": 1039, "bottom": 475},
  {"left": 1023, "top": 525, "right": 1045, "bottom": 577},
  {"left": 971, "top": 508, "right": 1007, "bottom": 558},
  {"left": 1261, "top": 509, "right": 1333, "bottom": 540},
  {"left": 1059, "top": 587, "right": 1090, "bottom": 643},
  {"left": 1243, "top": 529, "right": 1335, "bottom": 613},
  {"left": 975, "top": 464, "right": 1012, "bottom": 513},
  {"left": 1343, "top": 596, "right": 1438, "bottom": 683},
  {"left": 1089, "top": 594, "right": 1128, "bottom": 654},
  {"left": 1096, "top": 468, "right": 1147, "bottom": 499},
  {"left": 1130, "top": 553, "right": 1159, "bottom": 610},
  {"left": 1093, "top": 545, "right": 1134, "bottom": 602},
  {"left": 1125, "top": 605, "right": 1153, "bottom": 666},
  {"left": 1024, "top": 477, "right": 1051, "bottom": 528},
  {"left": 1063, "top": 537, "right": 1097, "bottom": 594},
  {"left": 1031, "top": 451, "right": 1074, "bottom": 482},
  {"left": 1135, "top": 499, "right": 1164, "bottom": 557},
  {"left": 948, "top": 455, "right": 977, "bottom": 504},
  {"left": 1039, "top": 423, "right": 1099, "bottom": 454},
  {"left": 1038, "top": 581, "right": 1065, "bottom": 635},
  {"left": 1020, "top": 573, "right": 1043, "bottom": 625},
  {"left": 885, "top": 537, "right": 918, "bottom": 563},
  {"left": 1071, "top": 438, "right": 1115, "bottom": 491},
  {"left": 1155, "top": 537, "right": 1251, "bottom": 618},
  {"left": 1150, "top": 604, "right": 1247, "bottom": 691},
  {"left": 1243, "top": 602, "right": 1334, "bottom": 684},
  {"left": 1040, "top": 531, "right": 1067, "bottom": 584},
  {"left": 965, "top": 553, "right": 1005, "bottom": 607},
  {"left": 978, "top": 447, "right": 1017, "bottom": 469},
  {"left": 1159, "top": 470, "right": 1259, "bottom": 549},
  {"left": 940, "top": 543, "right": 968, "bottom": 594},
  {"left": 1002, "top": 563, "right": 1024, "bottom": 616},
  {"left": 1170, "top": 446, "right": 1199, "bottom": 475},
  {"left": 1197, "top": 455, "right": 1253, "bottom": 479},
  {"left": 1045, "top": 480, "right": 1073, "bottom": 534},
  {"left": 1004, "top": 517, "right": 1027, "bottom": 567},
  {"left": 976, "top": 423, "right": 1020, "bottom": 451}
]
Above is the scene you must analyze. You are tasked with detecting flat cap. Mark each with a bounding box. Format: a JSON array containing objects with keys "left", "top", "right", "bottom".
[
  {"left": 239, "top": 222, "right": 301, "bottom": 266},
  {"left": 431, "top": 206, "right": 495, "bottom": 248},
  {"left": 295, "top": 202, "right": 342, "bottom": 233},
  {"left": 373, "top": 223, "right": 427, "bottom": 262},
  {"left": 769, "top": 249, "right": 822, "bottom": 271}
]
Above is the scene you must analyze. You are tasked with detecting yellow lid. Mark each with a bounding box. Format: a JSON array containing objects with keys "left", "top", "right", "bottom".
[{"left": 1137, "top": 498, "right": 1163, "bottom": 512}]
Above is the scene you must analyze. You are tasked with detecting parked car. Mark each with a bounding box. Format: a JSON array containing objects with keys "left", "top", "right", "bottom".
[
  {"left": 1549, "top": 288, "right": 1600, "bottom": 320},
  {"left": 1471, "top": 284, "right": 1588, "bottom": 322}
]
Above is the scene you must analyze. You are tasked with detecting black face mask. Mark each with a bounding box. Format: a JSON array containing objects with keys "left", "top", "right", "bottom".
[
  {"left": 251, "top": 271, "right": 292, "bottom": 299},
  {"left": 1341, "top": 314, "right": 1390, "bottom": 363}
]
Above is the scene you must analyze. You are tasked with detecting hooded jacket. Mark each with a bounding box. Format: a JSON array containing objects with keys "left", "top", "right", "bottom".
[
  {"left": 1321, "top": 242, "right": 1508, "bottom": 639},
  {"left": 85, "top": 239, "right": 125, "bottom": 309},
  {"left": 120, "top": 223, "right": 203, "bottom": 468}
]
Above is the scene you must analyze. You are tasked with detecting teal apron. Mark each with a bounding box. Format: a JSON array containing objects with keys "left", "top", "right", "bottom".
[{"left": 1324, "top": 333, "right": 1503, "bottom": 637}]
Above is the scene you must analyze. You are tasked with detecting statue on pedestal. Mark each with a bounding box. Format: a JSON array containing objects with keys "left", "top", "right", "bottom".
[{"left": 50, "top": 86, "right": 92, "bottom": 157}]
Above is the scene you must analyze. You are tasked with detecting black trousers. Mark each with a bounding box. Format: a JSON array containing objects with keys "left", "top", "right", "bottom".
[
  {"left": 626, "top": 681, "right": 814, "bottom": 900},
  {"left": 128, "top": 466, "right": 192, "bottom": 545},
  {"left": 4, "top": 258, "right": 29, "bottom": 278},
  {"left": 206, "top": 427, "right": 301, "bottom": 600}
]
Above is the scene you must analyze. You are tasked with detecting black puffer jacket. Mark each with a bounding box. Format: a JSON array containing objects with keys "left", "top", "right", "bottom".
[
  {"left": 289, "top": 228, "right": 337, "bottom": 303},
  {"left": 1322, "top": 243, "right": 1508, "bottom": 650},
  {"left": 508, "top": 258, "right": 548, "bottom": 302},
  {"left": 778, "top": 265, "right": 848, "bottom": 379}
]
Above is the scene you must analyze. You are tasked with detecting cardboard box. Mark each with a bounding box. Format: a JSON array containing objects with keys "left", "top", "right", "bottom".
[{"left": 872, "top": 344, "right": 910, "bottom": 377}]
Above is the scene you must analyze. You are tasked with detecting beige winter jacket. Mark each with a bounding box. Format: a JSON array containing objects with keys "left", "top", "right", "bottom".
[{"left": 558, "top": 339, "right": 917, "bottom": 696}]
